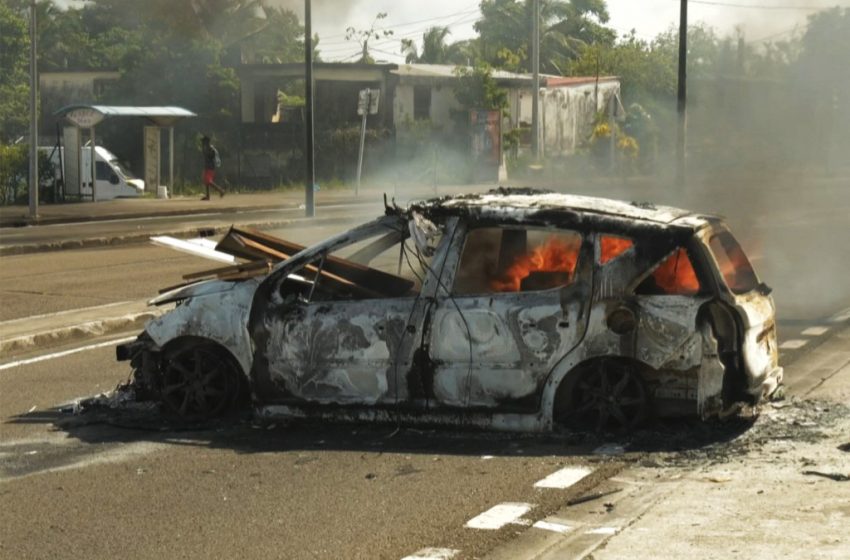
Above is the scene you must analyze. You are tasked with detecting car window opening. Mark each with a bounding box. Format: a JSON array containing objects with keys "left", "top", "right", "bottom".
[
  {"left": 599, "top": 235, "right": 634, "bottom": 265},
  {"left": 293, "top": 224, "right": 443, "bottom": 302},
  {"left": 636, "top": 247, "right": 701, "bottom": 296},
  {"left": 709, "top": 231, "right": 759, "bottom": 295},
  {"left": 453, "top": 227, "right": 582, "bottom": 295}
]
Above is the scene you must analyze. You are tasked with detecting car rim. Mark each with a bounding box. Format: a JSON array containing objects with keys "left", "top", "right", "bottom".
[
  {"left": 161, "top": 345, "right": 234, "bottom": 419},
  {"left": 569, "top": 360, "right": 648, "bottom": 432}
]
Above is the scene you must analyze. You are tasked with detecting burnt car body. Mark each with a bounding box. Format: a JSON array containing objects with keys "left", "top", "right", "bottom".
[{"left": 118, "top": 190, "right": 783, "bottom": 432}]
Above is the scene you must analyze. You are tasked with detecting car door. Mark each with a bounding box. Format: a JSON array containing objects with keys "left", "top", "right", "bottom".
[
  {"left": 250, "top": 215, "right": 447, "bottom": 407},
  {"left": 426, "top": 222, "right": 593, "bottom": 411}
]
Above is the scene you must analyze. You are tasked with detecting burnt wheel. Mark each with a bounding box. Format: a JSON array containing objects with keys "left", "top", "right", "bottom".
[
  {"left": 564, "top": 359, "right": 649, "bottom": 432},
  {"left": 160, "top": 342, "right": 240, "bottom": 420}
]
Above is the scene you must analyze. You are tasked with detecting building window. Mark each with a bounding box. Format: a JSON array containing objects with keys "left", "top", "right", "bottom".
[{"left": 413, "top": 85, "right": 431, "bottom": 120}]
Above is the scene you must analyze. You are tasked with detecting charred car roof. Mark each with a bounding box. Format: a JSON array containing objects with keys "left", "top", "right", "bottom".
[{"left": 408, "top": 188, "right": 717, "bottom": 236}]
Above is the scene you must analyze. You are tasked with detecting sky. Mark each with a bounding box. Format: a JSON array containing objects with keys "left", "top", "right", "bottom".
[
  {"left": 276, "top": 0, "right": 847, "bottom": 63},
  {"left": 58, "top": 1, "right": 848, "bottom": 63}
]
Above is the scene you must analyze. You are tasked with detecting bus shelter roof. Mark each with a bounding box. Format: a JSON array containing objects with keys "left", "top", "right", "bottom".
[{"left": 54, "top": 105, "right": 196, "bottom": 127}]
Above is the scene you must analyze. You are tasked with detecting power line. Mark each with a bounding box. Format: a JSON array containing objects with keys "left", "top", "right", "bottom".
[
  {"left": 317, "top": 5, "right": 480, "bottom": 42},
  {"left": 686, "top": 0, "right": 846, "bottom": 10},
  {"left": 747, "top": 24, "right": 801, "bottom": 43},
  {"left": 319, "top": 14, "right": 480, "bottom": 50},
  {"left": 319, "top": 14, "right": 481, "bottom": 57}
]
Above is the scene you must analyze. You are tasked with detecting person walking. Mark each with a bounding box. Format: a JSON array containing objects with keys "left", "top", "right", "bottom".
[{"left": 201, "top": 135, "right": 225, "bottom": 200}]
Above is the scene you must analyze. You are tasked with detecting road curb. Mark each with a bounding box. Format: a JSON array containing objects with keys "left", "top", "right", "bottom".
[
  {"left": 0, "top": 215, "right": 344, "bottom": 256},
  {"left": 0, "top": 309, "right": 165, "bottom": 356},
  {"left": 0, "top": 203, "right": 293, "bottom": 229}
]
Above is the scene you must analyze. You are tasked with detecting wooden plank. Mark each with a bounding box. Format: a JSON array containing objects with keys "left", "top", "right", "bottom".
[
  {"left": 182, "top": 260, "right": 270, "bottom": 281},
  {"left": 216, "top": 226, "right": 415, "bottom": 298}
]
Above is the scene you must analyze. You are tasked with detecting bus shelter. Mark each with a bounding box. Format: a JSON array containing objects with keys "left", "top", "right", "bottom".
[{"left": 53, "top": 105, "right": 196, "bottom": 201}]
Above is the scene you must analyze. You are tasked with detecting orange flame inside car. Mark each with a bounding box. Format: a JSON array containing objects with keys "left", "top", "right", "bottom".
[
  {"left": 651, "top": 248, "right": 700, "bottom": 295},
  {"left": 600, "top": 236, "right": 634, "bottom": 264},
  {"left": 491, "top": 236, "right": 580, "bottom": 292}
]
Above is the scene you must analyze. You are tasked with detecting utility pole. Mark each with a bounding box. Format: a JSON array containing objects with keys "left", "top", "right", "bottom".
[
  {"left": 303, "top": 0, "right": 316, "bottom": 217},
  {"left": 676, "top": 0, "right": 688, "bottom": 188},
  {"left": 531, "top": 0, "right": 540, "bottom": 159},
  {"left": 29, "top": 0, "right": 39, "bottom": 221}
]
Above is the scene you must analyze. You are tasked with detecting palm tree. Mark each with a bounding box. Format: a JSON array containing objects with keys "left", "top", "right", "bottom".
[
  {"left": 476, "top": 0, "right": 614, "bottom": 74},
  {"left": 401, "top": 26, "right": 459, "bottom": 64}
]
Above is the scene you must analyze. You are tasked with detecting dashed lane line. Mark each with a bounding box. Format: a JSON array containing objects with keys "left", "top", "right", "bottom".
[
  {"left": 532, "top": 520, "right": 573, "bottom": 534},
  {"left": 400, "top": 548, "right": 459, "bottom": 560},
  {"left": 465, "top": 503, "right": 535, "bottom": 530},
  {"left": 829, "top": 307, "right": 850, "bottom": 323},
  {"left": 780, "top": 339, "right": 808, "bottom": 350},
  {"left": 533, "top": 466, "right": 593, "bottom": 489},
  {"left": 409, "top": 464, "right": 599, "bottom": 558},
  {"left": 0, "top": 335, "right": 135, "bottom": 372},
  {"left": 585, "top": 526, "right": 620, "bottom": 535},
  {"left": 801, "top": 326, "right": 830, "bottom": 336}
]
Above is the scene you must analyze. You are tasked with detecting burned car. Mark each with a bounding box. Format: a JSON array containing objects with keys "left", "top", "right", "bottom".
[{"left": 117, "top": 189, "right": 783, "bottom": 432}]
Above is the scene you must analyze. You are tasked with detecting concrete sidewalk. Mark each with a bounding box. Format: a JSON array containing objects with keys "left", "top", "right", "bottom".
[
  {"left": 485, "top": 324, "right": 850, "bottom": 560},
  {"left": 0, "top": 186, "right": 461, "bottom": 229},
  {"left": 0, "top": 300, "right": 166, "bottom": 357},
  {"left": 0, "top": 190, "right": 353, "bottom": 227}
]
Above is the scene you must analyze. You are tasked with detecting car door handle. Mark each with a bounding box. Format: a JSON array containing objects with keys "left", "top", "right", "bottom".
[
  {"left": 558, "top": 320, "right": 570, "bottom": 328},
  {"left": 406, "top": 324, "right": 416, "bottom": 334}
]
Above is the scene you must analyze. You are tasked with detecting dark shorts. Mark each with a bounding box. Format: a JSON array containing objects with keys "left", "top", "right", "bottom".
[{"left": 203, "top": 169, "right": 216, "bottom": 185}]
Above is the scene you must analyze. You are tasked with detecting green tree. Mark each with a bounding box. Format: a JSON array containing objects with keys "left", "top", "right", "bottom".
[
  {"left": 0, "top": 2, "right": 29, "bottom": 142},
  {"left": 401, "top": 26, "right": 461, "bottom": 64},
  {"left": 476, "top": 0, "right": 614, "bottom": 74},
  {"left": 453, "top": 63, "right": 509, "bottom": 111}
]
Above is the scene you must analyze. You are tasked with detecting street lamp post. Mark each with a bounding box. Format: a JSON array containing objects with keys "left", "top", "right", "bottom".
[
  {"left": 29, "top": 0, "right": 39, "bottom": 221},
  {"left": 531, "top": 0, "right": 540, "bottom": 160},
  {"left": 676, "top": 0, "right": 688, "bottom": 188},
  {"left": 303, "top": 0, "right": 316, "bottom": 217}
]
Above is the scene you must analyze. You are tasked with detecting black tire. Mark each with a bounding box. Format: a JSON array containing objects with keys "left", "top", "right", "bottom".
[
  {"left": 559, "top": 359, "right": 650, "bottom": 433},
  {"left": 159, "top": 341, "right": 242, "bottom": 420}
]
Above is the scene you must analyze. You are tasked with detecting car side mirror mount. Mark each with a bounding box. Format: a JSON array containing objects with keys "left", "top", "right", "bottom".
[
  {"left": 109, "top": 173, "right": 119, "bottom": 185},
  {"left": 757, "top": 282, "right": 772, "bottom": 295}
]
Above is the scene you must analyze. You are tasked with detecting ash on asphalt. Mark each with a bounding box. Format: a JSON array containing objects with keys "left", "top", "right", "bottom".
[
  {"left": 7, "top": 378, "right": 844, "bottom": 482},
  {"left": 9, "top": 392, "right": 841, "bottom": 475}
]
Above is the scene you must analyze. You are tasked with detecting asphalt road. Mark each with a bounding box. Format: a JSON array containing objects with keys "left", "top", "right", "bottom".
[
  {"left": 0, "top": 200, "right": 386, "bottom": 254},
  {"left": 0, "top": 337, "right": 611, "bottom": 560},
  {"left": 0, "top": 205, "right": 381, "bottom": 322},
  {"left": 1, "top": 322, "right": 847, "bottom": 559},
  {"left": 1, "top": 176, "right": 848, "bottom": 559}
]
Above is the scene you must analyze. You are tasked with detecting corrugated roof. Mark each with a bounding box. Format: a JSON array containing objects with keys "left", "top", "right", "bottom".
[
  {"left": 54, "top": 105, "right": 197, "bottom": 118},
  {"left": 392, "top": 63, "right": 537, "bottom": 83},
  {"left": 545, "top": 76, "right": 619, "bottom": 87}
]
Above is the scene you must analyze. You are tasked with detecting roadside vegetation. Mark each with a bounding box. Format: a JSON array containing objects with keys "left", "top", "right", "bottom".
[{"left": 0, "top": 1, "right": 847, "bottom": 201}]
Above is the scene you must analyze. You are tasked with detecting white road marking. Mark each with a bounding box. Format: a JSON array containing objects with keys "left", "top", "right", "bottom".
[
  {"left": 830, "top": 308, "right": 850, "bottom": 323},
  {"left": 481, "top": 455, "right": 495, "bottom": 460},
  {"left": 586, "top": 526, "right": 619, "bottom": 535},
  {"left": 534, "top": 466, "right": 593, "bottom": 489},
  {"left": 0, "top": 336, "right": 135, "bottom": 372},
  {"left": 533, "top": 520, "right": 573, "bottom": 534},
  {"left": 802, "top": 326, "right": 829, "bottom": 336},
  {"left": 465, "top": 503, "right": 534, "bottom": 530},
  {"left": 779, "top": 339, "right": 808, "bottom": 350},
  {"left": 401, "top": 548, "right": 459, "bottom": 560}
]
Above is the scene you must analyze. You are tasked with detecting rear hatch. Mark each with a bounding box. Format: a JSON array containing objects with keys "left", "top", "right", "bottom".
[{"left": 706, "top": 228, "right": 783, "bottom": 401}]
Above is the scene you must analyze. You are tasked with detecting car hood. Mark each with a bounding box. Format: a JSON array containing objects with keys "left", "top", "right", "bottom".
[
  {"left": 127, "top": 178, "right": 145, "bottom": 191},
  {"left": 149, "top": 279, "right": 242, "bottom": 306}
]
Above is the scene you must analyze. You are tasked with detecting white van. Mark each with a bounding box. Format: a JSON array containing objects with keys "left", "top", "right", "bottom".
[{"left": 42, "top": 146, "right": 145, "bottom": 201}]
